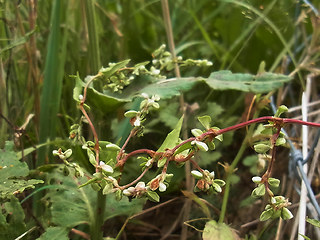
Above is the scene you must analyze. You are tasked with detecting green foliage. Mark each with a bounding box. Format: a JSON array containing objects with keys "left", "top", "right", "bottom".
[
  {"left": 0, "top": 196, "right": 26, "bottom": 239},
  {"left": 202, "top": 220, "right": 238, "bottom": 240},
  {"left": 0, "top": 142, "right": 43, "bottom": 199},
  {"left": 43, "top": 168, "right": 145, "bottom": 229},
  {"left": 37, "top": 227, "right": 69, "bottom": 240}
]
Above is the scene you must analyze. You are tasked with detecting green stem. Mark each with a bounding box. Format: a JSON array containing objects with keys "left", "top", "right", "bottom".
[
  {"left": 90, "top": 191, "right": 106, "bottom": 240},
  {"left": 218, "top": 140, "right": 247, "bottom": 223},
  {"left": 218, "top": 111, "right": 259, "bottom": 223}
]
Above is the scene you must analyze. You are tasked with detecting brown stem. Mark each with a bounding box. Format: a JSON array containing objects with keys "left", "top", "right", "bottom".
[{"left": 119, "top": 167, "right": 150, "bottom": 190}]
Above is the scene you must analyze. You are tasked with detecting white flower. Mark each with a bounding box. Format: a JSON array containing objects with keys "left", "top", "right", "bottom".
[
  {"left": 159, "top": 182, "right": 167, "bottom": 192},
  {"left": 79, "top": 94, "right": 84, "bottom": 100},
  {"left": 99, "top": 161, "right": 114, "bottom": 174},
  {"left": 252, "top": 176, "right": 262, "bottom": 184},
  {"left": 134, "top": 118, "right": 141, "bottom": 127}
]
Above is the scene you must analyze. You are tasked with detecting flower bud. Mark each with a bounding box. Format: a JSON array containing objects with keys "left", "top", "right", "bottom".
[
  {"left": 281, "top": 207, "right": 293, "bottom": 220},
  {"left": 191, "top": 170, "right": 203, "bottom": 179},
  {"left": 252, "top": 176, "right": 262, "bottom": 184},
  {"left": 159, "top": 182, "right": 167, "bottom": 192}
]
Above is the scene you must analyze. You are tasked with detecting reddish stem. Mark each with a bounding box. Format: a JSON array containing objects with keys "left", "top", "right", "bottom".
[{"left": 79, "top": 105, "right": 100, "bottom": 172}]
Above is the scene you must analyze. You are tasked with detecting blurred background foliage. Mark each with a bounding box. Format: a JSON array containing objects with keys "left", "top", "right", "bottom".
[{"left": 0, "top": 0, "right": 319, "bottom": 239}]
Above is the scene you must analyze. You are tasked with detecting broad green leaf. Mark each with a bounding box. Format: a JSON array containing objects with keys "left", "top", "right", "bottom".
[
  {"left": 72, "top": 74, "right": 128, "bottom": 113},
  {"left": 0, "top": 196, "right": 26, "bottom": 239},
  {"left": 86, "top": 86, "right": 128, "bottom": 114},
  {"left": 0, "top": 142, "right": 44, "bottom": 199},
  {"left": 157, "top": 116, "right": 184, "bottom": 152},
  {"left": 44, "top": 168, "right": 144, "bottom": 228},
  {"left": 205, "top": 70, "right": 291, "bottom": 93},
  {"left": 202, "top": 220, "right": 238, "bottom": 240},
  {"left": 140, "top": 78, "right": 198, "bottom": 99},
  {"left": 37, "top": 227, "right": 69, "bottom": 240},
  {"left": 198, "top": 115, "right": 212, "bottom": 130}
]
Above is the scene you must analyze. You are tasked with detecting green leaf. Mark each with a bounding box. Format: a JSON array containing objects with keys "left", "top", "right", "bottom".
[
  {"left": 205, "top": 70, "right": 292, "bottom": 93},
  {"left": 298, "top": 234, "right": 311, "bottom": 240},
  {"left": 306, "top": 217, "right": 320, "bottom": 228},
  {"left": 198, "top": 115, "right": 212, "bottom": 130},
  {"left": 252, "top": 184, "right": 265, "bottom": 197},
  {"left": 202, "top": 220, "right": 238, "bottom": 240},
  {"left": 86, "top": 86, "right": 129, "bottom": 114},
  {"left": 36, "top": 227, "right": 69, "bottom": 240},
  {"left": 191, "top": 128, "right": 203, "bottom": 137},
  {"left": 0, "top": 142, "right": 43, "bottom": 199},
  {"left": 274, "top": 105, "right": 288, "bottom": 117},
  {"left": 100, "top": 59, "right": 131, "bottom": 78},
  {"left": 157, "top": 157, "right": 167, "bottom": 168},
  {"left": 260, "top": 209, "right": 273, "bottom": 221},
  {"left": 72, "top": 73, "right": 85, "bottom": 102},
  {"left": 44, "top": 168, "right": 145, "bottom": 228},
  {"left": 276, "top": 137, "right": 286, "bottom": 146},
  {"left": 0, "top": 28, "right": 37, "bottom": 55},
  {"left": 146, "top": 191, "right": 160, "bottom": 202},
  {"left": 254, "top": 143, "right": 270, "bottom": 154},
  {"left": 0, "top": 196, "right": 26, "bottom": 239},
  {"left": 268, "top": 178, "right": 280, "bottom": 188},
  {"left": 157, "top": 116, "right": 184, "bottom": 153},
  {"left": 140, "top": 78, "right": 198, "bottom": 99}
]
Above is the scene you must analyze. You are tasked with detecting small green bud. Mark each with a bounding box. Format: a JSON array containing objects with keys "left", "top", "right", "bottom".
[
  {"left": 191, "top": 170, "right": 203, "bottom": 179},
  {"left": 115, "top": 189, "right": 123, "bottom": 201},
  {"left": 103, "top": 183, "right": 114, "bottom": 195},
  {"left": 276, "top": 137, "right": 286, "bottom": 146},
  {"left": 275, "top": 105, "right": 288, "bottom": 117},
  {"left": 124, "top": 110, "right": 139, "bottom": 118},
  {"left": 165, "top": 174, "right": 174, "bottom": 182},
  {"left": 192, "top": 140, "right": 208, "bottom": 152},
  {"left": 281, "top": 207, "right": 293, "bottom": 220},
  {"left": 268, "top": 178, "right": 280, "bottom": 188},
  {"left": 123, "top": 187, "right": 135, "bottom": 196},
  {"left": 214, "top": 179, "right": 225, "bottom": 187},
  {"left": 105, "top": 143, "right": 121, "bottom": 151},
  {"left": 64, "top": 149, "right": 72, "bottom": 159},
  {"left": 212, "top": 183, "right": 222, "bottom": 193},
  {"left": 252, "top": 184, "right": 265, "bottom": 197},
  {"left": 99, "top": 161, "right": 114, "bottom": 174},
  {"left": 254, "top": 143, "right": 270, "bottom": 154},
  {"left": 260, "top": 209, "right": 273, "bottom": 221},
  {"left": 191, "top": 128, "right": 203, "bottom": 137}
]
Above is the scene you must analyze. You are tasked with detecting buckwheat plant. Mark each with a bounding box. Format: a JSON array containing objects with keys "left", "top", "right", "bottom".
[{"left": 53, "top": 46, "right": 320, "bottom": 238}]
